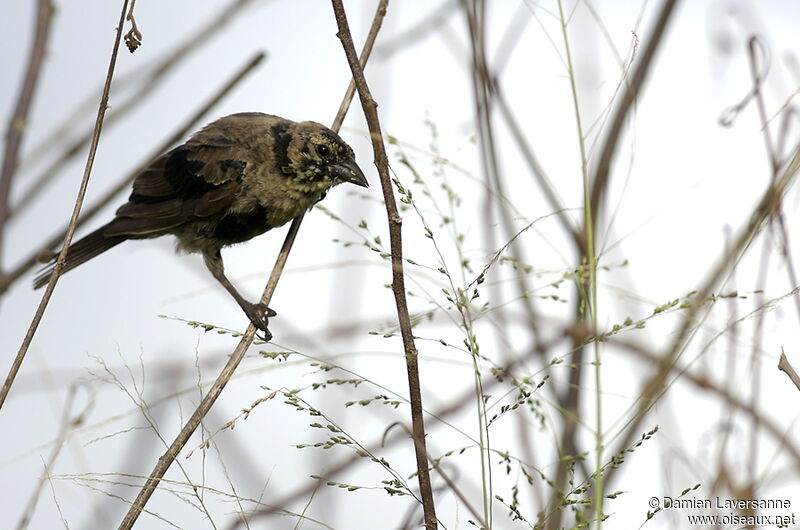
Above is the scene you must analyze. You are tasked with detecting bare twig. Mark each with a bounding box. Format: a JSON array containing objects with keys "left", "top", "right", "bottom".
[
  {"left": 330, "top": 1, "right": 438, "bottom": 528},
  {"left": 0, "top": 0, "right": 55, "bottom": 269},
  {"left": 0, "top": 51, "right": 266, "bottom": 294},
  {"left": 117, "top": 3, "right": 388, "bottom": 527},
  {"left": 0, "top": 0, "right": 131, "bottom": 411}
]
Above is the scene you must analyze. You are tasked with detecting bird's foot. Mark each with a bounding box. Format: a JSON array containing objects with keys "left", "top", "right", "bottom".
[{"left": 242, "top": 302, "right": 277, "bottom": 341}]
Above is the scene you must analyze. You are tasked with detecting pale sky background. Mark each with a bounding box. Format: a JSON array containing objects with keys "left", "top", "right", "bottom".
[{"left": 1, "top": 1, "right": 799, "bottom": 529}]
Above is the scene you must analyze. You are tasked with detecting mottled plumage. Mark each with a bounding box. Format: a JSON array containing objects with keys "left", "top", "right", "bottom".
[{"left": 34, "top": 113, "right": 368, "bottom": 338}]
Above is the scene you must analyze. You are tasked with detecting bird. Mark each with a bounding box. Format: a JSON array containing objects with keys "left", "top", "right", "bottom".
[{"left": 34, "top": 112, "right": 369, "bottom": 340}]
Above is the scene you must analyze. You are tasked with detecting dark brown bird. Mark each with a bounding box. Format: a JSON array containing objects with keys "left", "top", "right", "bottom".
[{"left": 34, "top": 113, "right": 368, "bottom": 339}]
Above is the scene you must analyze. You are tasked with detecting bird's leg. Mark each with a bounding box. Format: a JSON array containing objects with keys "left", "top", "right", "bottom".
[{"left": 203, "top": 250, "right": 276, "bottom": 340}]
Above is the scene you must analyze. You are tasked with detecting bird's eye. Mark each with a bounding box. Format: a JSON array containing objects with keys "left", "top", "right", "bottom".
[{"left": 316, "top": 144, "right": 331, "bottom": 158}]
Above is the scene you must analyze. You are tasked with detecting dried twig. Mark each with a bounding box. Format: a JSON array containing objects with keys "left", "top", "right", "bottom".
[
  {"left": 0, "top": 0, "right": 131, "bottom": 411},
  {"left": 117, "top": 3, "right": 388, "bottom": 527},
  {"left": 330, "top": 1, "right": 438, "bottom": 528}
]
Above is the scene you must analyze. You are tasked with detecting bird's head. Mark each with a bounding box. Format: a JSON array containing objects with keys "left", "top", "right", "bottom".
[{"left": 284, "top": 122, "right": 368, "bottom": 191}]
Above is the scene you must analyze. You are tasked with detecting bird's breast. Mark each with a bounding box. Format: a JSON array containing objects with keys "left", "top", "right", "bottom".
[
  {"left": 212, "top": 204, "right": 272, "bottom": 245},
  {"left": 208, "top": 188, "right": 323, "bottom": 248}
]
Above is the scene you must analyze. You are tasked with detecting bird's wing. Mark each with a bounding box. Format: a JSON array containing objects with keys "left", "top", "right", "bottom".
[{"left": 105, "top": 140, "right": 250, "bottom": 237}]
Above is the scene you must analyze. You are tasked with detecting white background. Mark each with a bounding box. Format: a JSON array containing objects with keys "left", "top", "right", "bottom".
[{"left": 1, "top": 1, "right": 799, "bottom": 528}]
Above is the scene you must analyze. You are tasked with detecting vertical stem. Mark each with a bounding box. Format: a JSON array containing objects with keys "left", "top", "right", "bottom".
[
  {"left": 330, "top": 2, "right": 438, "bottom": 528},
  {"left": 557, "top": 1, "right": 602, "bottom": 525},
  {"left": 588, "top": 0, "right": 679, "bottom": 495}
]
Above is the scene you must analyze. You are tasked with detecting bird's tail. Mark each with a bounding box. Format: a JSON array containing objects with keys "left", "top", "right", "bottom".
[{"left": 33, "top": 225, "right": 125, "bottom": 289}]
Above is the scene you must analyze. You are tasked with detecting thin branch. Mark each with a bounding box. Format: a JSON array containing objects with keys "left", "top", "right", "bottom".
[
  {"left": 0, "top": 0, "right": 55, "bottom": 267},
  {"left": 117, "top": 3, "right": 389, "bottom": 527},
  {"left": 330, "top": 1, "right": 438, "bottom": 529},
  {"left": 0, "top": 0, "right": 131, "bottom": 411},
  {"left": 117, "top": 228, "right": 287, "bottom": 530}
]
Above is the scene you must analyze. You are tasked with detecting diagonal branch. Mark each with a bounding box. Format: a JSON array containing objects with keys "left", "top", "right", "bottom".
[
  {"left": 330, "top": 1, "right": 438, "bottom": 528},
  {"left": 0, "top": 0, "right": 131, "bottom": 412}
]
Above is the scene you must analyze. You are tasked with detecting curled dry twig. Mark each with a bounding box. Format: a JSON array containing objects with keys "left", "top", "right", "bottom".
[{"left": 124, "top": 0, "right": 142, "bottom": 53}]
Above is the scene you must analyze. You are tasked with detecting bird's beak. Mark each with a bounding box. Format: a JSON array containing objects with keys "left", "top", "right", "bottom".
[{"left": 332, "top": 159, "right": 369, "bottom": 188}]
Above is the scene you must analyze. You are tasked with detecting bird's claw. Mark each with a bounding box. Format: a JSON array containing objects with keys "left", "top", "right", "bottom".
[{"left": 244, "top": 302, "right": 276, "bottom": 341}]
